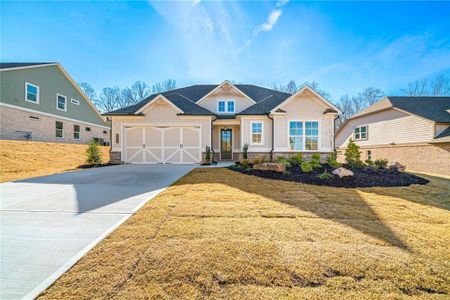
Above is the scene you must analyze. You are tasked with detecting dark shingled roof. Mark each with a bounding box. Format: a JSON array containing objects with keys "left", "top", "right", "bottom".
[
  {"left": 387, "top": 97, "right": 450, "bottom": 123},
  {"left": 105, "top": 83, "right": 293, "bottom": 116},
  {"left": 0, "top": 62, "right": 56, "bottom": 69}
]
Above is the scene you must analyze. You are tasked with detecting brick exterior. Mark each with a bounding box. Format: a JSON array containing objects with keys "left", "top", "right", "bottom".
[
  {"left": 337, "top": 143, "right": 450, "bottom": 176},
  {"left": 109, "top": 151, "right": 122, "bottom": 164},
  {"left": 0, "top": 105, "right": 110, "bottom": 144}
]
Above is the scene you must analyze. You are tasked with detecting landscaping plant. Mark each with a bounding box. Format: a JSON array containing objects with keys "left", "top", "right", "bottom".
[
  {"left": 310, "top": 153, "right": 322, "bottom": 169},
  {"left": 276, "top": 156, "right": 291, "bottom": 168},
  {"left": 205, "top": 146, "right": 211, "bottom": 163},
  {"left": 300, "top": 161, "right": 313, "bottom": 172},
  {"left": 317, "top": 170, "right": 333, "bottom": 180},
  {"left": 86, "top": 139, "right": 102, "bottom": 165},
  {"left": 374, "top": 159, "right": 388, "bottom": 169},
  {"left": 241, "top": 159, "right": 249, "bottom": 169},
  {"left": 345, "top": 138, "right": 363, "bottom": 168},
  {"left": 243, "top": 143, "right": 249, "bottom": 160},
  {"left": 365, "top": 159, "right": 374, "bottom": 167},
  {"left": 327, "top": 151, "right": 341, "bottom": 168},
  {"left": 289, "top": 153, "right": 303, "bottom": 166},
  {"left": 262, "top": 156, "right": 270, "bottom": 163}
]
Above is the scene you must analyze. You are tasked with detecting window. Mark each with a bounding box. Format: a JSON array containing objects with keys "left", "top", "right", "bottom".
[
  {"left": 354, "top": 125, "right": 368, "bottom": 140},
  {"left": 55, "top": 121, "right": 63, "bottom": 138},
  {"left": 289, "top": 121, "right": 303, "bottom": 150},
  {"left": 367, "top": 150, "right": 372, "bottom": 160},
  {"left": 29, "top": 115, "right": 40, "bottom": 120},
  {"left": 71, "top": 99, "right": 80, "bottom": 105},
  {"left": 86, "top": 127, "right": 91, "bottom": 132},
  {"left": 227, "top": 100, "right": 235, "bottom": 113},
  {"left": 56, "top": 94, "right": 67, "bottom": 111},
  {"left": 74, "top": 125, "right": 80, "bottom": 140},
  {"left": 25, "top": 82, "right": 39, "bottom": 103},
  {"left": 289, "top": 121, "right": 320, "bottom": 151},
  {"left": 305, "top": 121, "right": 319, "bottom": 150},
  {"left": 218, "top": 100, "right": 226, "bottom": 113},
  {"left": 251, "top": 122, "right": 263, "bottom": 145}
]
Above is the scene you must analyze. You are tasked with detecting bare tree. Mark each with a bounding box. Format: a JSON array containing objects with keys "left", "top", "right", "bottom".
[
  {"left": 359, "top": 87, "right": 384, "bottom": 107},
  {"left": 78, "top": 82, "right": 97, "bottom": 102},
  {"left": 401, "top": 74, "right": 450, "bottom": 96},
  {"left": 152, "top": 79, "right": 177, "bottom": 94},
  {"left": 130, "top": 81, "right": 151, "bottom": 101},
  {"left": 429, "top": 74, "right": 450, "bottom": 96},
  {"left": 301, "top": 81, "right": 331, "bottom": 99},
  {"left": 99, "top": 87, "right": 121, "bottom": 112},
  {"left": 402, "top": 79, "right": 429, "bottom": 96}
]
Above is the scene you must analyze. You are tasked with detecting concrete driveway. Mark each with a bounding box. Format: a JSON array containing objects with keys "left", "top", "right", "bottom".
[{"left": 0, "top": 164, "right": 196, "bottom": 300}]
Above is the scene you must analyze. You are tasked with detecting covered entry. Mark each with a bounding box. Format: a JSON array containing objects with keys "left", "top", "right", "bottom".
[{"left": 124, "top": 126, "right": 201, "bottom": 164}]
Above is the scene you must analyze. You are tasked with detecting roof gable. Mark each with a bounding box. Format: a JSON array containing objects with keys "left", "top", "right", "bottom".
[{"left": 196, "top": 80, "right": 256, "bottom": 105}]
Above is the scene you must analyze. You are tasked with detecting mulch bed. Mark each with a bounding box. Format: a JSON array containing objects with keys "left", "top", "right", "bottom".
[
  {"left": 229, "top": 164, "right": 429, "bottom": 188},
  {"left": 77, "top": 163, "right": 118, "bottom": 169}
]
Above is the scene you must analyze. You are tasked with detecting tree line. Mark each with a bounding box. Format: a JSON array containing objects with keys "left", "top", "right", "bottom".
[
  {"left": 80, "top": 74, "right": 449, "bottom": 126},
  {"left": 78, "top": 79, "right": 177, "bottom": 113}
]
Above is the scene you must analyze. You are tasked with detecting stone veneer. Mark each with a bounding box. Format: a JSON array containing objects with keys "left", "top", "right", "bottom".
[
  {"left": 236, "top": 152, "right": 331, "bottom": 163},
  {"left": 109, "top": 151, "right": 122, "bottom": 164},
  {"left": 337, "top": 143, "right": 450, "bottom": 176}
]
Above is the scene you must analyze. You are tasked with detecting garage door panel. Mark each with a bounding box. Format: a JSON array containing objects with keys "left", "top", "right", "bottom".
[
  {"left": 164, "top": 128, "right": 181, "bottom": 147},
  {"left": 127, "top": 149, "right": 144, "bottom": 163},
  {"left": 126, "top": 128, "right": 143, "bottom": 147},
  {"left": 145, "top": 128, "right": 162, "bottom": 147},
  {"left": 183, "top": 148, "right": 200, "bottom": 163},
  {"left": 146, "top": 149, "right": 162, "bottom": 163},
  {"left": 182, "top": 128, "right": 200, "bottom": 148},
  {"left": 165, "top": 149, "right": 181, "bottom": 164}
]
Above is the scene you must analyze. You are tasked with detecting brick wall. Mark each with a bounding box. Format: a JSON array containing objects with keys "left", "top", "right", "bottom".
[{"left": 338, "top": 143, "right": 450, "bottom": 176}]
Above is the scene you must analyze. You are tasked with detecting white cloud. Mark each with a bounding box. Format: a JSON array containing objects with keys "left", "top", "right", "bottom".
[
  {"left": 258, "top": 9, "right": 282, "bottom": 32},
  {"left": 192, "top": 0, "right": 201, "bottom": 6},
  {"left": 276, "top": 0, "right": 289, "bottom": 8}
]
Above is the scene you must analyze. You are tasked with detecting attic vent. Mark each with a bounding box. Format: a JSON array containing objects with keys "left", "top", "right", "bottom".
[{"left": 29, "top": 115, "right": 40, "bottom": 120}]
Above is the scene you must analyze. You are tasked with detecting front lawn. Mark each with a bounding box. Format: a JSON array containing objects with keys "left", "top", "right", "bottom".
[{"left": 40, "top": 168, "right": 450, "bottom": 299}]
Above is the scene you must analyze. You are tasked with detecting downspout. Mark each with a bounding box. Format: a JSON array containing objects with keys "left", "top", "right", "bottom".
[
  {"left": 267, "top": 112, "right": 274, "bottom": 161},
  {"left": 211, "top": 115, "right": 217, "bottom": 164}
]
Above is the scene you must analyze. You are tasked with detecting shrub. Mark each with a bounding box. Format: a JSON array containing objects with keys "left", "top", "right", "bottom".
[
  {"left": 262, "top": 156, "right": 270, "bottom": 163},
  {"left": 243, "top": 143, "right": 249, "bottom": 160},
  {"left": 300, "top": 161, "right": 313, "bottom": 173},
  {"left": 327, "top": 151, "right": 341, "bottom": 168},
  {"left": 205, "top": 146, "right": 211, "bottom": 162},
  {"left": 252, "top": 156, "right": 261, "bottom": 165},
  {"left": 317, "top": 171, "right": 333, "bottom": 180},
  {"left": 345, "top": 138, "right": 363, "bottom": 168},
  {"left": 374, "top": 159, "right": 388, "bottom": 169},
  {"left": 289, "top": 153, "right": 303, "bottom": 166},
  {"left": 276, "top": 156, "right": 291, "bottom": 168},
  {"left": 365, "top": 159, "right": 374, "bottom": 167},
  {"left": 86, "top": 139, "right": 102, "bottom": 165},
  {"left": 310, "top": 153, "right": 322, "bottom": 169},
  {"left": 241, "top": 159, "right": 249, "bottom": 169}
]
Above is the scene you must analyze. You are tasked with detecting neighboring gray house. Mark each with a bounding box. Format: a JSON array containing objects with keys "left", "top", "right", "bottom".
[
  {"left": 104, "top": 80, "right": 341, "bottom": 164},
  {"left": 0, "top": 62, "right": 110, "bottom": 144},
  {"left": 336, "top": 96, "right": 450, "bottom": 176}
]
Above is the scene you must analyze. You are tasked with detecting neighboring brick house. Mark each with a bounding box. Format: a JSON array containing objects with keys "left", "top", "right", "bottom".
[
  {"left": 336, "top": 97, "right": 450, "bottom": 176},
  {"left": 104, "top": 81, "right": 341, "bottom": 164},
  {"left": 0, "top": 62, "right": 110, "bottom": 145}
]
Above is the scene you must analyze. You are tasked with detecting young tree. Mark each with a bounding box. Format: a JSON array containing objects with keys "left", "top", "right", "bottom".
[
  {"left": 344, "top": 138, "right": 363, "bottom": 168},
  {"left": 86, "top": 139, "right": 102, "bottom": 165}
]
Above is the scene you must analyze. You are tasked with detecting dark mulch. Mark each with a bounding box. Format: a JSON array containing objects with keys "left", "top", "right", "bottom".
[
  {"left": 77, "top": 163, "right": 118, "bottom": 169},
  {"left": 229, "top": 164, "right": 429, "bottom": 188}
]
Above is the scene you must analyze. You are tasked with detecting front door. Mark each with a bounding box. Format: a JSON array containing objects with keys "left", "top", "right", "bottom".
[{"left": 220, "top": 129, "right": 232, "bottom": 160}]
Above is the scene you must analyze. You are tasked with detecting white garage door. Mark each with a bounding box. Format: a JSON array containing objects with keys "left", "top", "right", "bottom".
[{"left": 125, "top": 126, "right": 201, "bottom": 164}]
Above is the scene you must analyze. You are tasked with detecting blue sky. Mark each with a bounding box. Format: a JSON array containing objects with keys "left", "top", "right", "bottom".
[{"left": 2, "top": 0, "right": 450, "bottom": 101}]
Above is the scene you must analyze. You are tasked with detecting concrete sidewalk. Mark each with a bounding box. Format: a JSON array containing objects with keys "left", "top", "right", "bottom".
[{"left": 0, "top": 164, "right": 196, "bottom": 299}]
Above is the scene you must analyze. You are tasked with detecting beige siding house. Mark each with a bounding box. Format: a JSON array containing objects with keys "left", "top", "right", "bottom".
[
  {"left": 105, "top": 81, "right": 341, "bottom": 164},
  {"left": 336, "top": 97, "right": 450, "bottom": 176}
]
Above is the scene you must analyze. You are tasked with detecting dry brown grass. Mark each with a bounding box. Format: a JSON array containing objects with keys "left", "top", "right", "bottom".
[
  {"left": 0, "top": 140, "right": 110, "bottom": 182},
  {"left": 40, "top": 168, "right": 450, "bottom": 299}
]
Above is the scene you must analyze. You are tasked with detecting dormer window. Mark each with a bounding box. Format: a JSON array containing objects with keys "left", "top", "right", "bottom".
[
  {"left": 227, "top": 100, "right": 235, "bottom": 113},
  {"left": 218, "top": 100, "right": 226, "bottom": 113}
]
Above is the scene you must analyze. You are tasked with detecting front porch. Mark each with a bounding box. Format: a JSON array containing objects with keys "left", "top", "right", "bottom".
[{"left": 212, "top": 119, "right": 241, "bottom": 161}]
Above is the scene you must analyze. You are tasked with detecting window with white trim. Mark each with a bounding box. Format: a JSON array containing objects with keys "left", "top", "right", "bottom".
[
  {"left": 289, "top": 121, "right": 319, "bottom": 151},
  {"left": 56, "top": 94, "right": 67, "bottom": 111},
  {"left": 25, "top": 82, "right": 39, "bottom": 103},
  {"left": 71, "top": 98, "right": 80, "bottom": 105},
  {"left": 56, "top": 121, "right": 63, "bottom": 138},
  {"left": 74, "top": 125, "right": 80, "bottom": 140},
  {"left": 218, "top": 100, "right": 225, "bottom": 112},
  {"left": 354, "top": 125, "right": 368, "bottom": 140},
  {"left": 251, "top": 122, "right": 263, "bottom": 144},
  {"left": 227, "top": 100, "right": 235, "bottom": 113}
]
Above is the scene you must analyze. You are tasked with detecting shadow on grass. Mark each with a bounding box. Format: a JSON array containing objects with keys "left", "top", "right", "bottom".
[{"left": 179, "top": 168, "right": 422, "bottom": 250}]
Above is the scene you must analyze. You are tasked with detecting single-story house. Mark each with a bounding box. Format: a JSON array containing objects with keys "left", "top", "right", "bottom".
[
  {"left": 104, "top": 81, "right": 341, "bottom": 164},
  {"left": 336, "top": 96, "right": 450, "bottom": 176},
  {"left": 0, "top": 62, "right": 110, "bottom": 144}
]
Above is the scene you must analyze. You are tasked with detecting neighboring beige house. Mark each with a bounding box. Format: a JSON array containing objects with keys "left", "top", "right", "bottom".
[
  {"left": 336, "top": 96, "right": 450, "bottom": 176},
  {"left": 104, "top": 81, "right": 341, "bottom": 164},
  {"left": 0, "top": 62, "right": 110, "bottom": 145}
]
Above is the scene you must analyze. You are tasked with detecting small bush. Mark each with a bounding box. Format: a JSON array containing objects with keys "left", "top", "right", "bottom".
[
  {"left": 243, "top": 143, "right": 249, "bottom": 160},
  {"left": 345, "top": 138, "right": 363, "bottom": 168},
  {"left": 262, "top": 156, "right": 270, "bottom": 163},
  {"left": 276, "top": 156, "right": 291, "bottom": 168},
  {"left": 86, "top": 140, "right": 102, "bottom": 165},
  {"left": 374, "top": 159, "right": 388, "bottom": 169},
  {"left": 310, "top": 153, "right": 322, "bottom": 169},
  {"left": 283, "top": 170, "right": 292, "bottom": 176},
  {"left": 205, "top": 146, "right": 211, "bottom": 162},
  {"left": 327, "top": 151, "right": 341, "bottom": 168},
  {"left": 289, "top": 153, "right": 303, "bottom": 166},
  {"left": 365, "top": 159, "right": 374, "bottom": 167},
  {"left": 241, "top": 159, "right": 249, "bottom": 169},
  {"left": 317, "top": 171, "right": 333, "bottom": 180},
  {"left": 300, "top": 161, "right": 313, "bottom": 173},
  {"left": 252, "top": 156, "right": 261, "bottom": 165}
]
